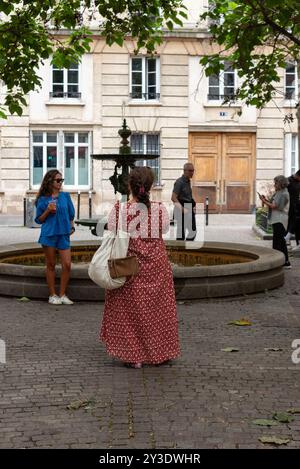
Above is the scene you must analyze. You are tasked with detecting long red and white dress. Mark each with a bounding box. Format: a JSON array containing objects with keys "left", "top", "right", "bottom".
[{"left": 100, "top": 201, "right": 180, "bottom": 364}]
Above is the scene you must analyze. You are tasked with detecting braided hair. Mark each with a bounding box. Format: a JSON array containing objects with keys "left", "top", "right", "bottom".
[{"left": 129, "top": 166, "right": 154, "bottom": 209}]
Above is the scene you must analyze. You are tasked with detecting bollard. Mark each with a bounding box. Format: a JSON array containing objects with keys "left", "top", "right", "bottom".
[
  {"left": 89, "top": 191, "right": 92, "bottom": 218},
  {"left": 23, "top": 197, "right": 26, "bottom": 226},
  {"left": 77, "top": 191, "right": 81, "bottom": 219},
  {"left": 205, "top": 196, "right": 209, "bottom": 226}
]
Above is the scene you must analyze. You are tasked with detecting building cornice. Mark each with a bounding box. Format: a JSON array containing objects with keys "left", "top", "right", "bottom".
[
  {"left": 49, "top": 28, "right": 211, "bottom": 41},
  {"left": 189, "top": 124, "right": 257, "bottom": 133}
]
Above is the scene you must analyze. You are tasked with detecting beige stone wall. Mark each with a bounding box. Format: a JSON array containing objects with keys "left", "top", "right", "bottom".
[{"left": 0, "top": 113, "right": 30, "bottom": 213}]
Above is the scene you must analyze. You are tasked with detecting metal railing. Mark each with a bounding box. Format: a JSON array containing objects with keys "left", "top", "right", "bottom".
[
  {"left": 49, "top": 91, "right": 82, "bottom": 99},
  {"left": 208, "top": 93, "right": 237, "bottom": 101},
  {"left": 129, "top": 92, "right": 160, "bottom": 100}
]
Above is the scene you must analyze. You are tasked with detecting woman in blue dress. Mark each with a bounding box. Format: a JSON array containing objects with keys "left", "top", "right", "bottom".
[{"left": 35, "top": 169, "right": 75, "bottom": 305}]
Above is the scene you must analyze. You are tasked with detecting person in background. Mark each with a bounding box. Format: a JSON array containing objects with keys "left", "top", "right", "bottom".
[
  {"left": 100, "top": 166, "right": 180, "bottom": 368},
  {"left": 171, "top": 162, "right": 196, "bottom": 241},
  {"left": 284, "top": 169, "right": 300, "bottom": 251},
  {"left": 259, "top": 175, "right": 291, "bottom": 268},
  {"left": 35, "top": 169, "right": 76, "bottom": 304}
]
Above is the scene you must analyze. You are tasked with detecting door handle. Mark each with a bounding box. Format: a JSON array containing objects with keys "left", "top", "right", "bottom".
[
  {"left": 217, "top": 179, "right": 221, "bottom": 204},
  {"left": 223, "top": 180, "right": 226, "bottom": 204}
]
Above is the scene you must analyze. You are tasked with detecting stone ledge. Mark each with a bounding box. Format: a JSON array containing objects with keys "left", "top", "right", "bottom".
[{"left": 0, "top": 241, "right": 285, "bottom": 301}]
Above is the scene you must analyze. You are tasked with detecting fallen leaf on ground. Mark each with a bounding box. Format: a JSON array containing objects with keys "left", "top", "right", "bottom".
[
  {"left": 273, "top": 412, "right": 294, "bottom": 423},
  {"left": 221, "top": 347, "right": 240, "bottom": 352},
  {"left": 17, "top": 297, "right": 31, "bottom": 302},
  {"left": 67, "top": 399, "right": 96, "bottom": 411},
  {"left": 264, "top": 347, "right": 283, "bottom": 352},
  {"left": 252, "top": 419, "right": 279, "bottom": 427},
  {"left": 288, "top": 408, "right": 300, "bottom": 414},
  {"left": 228, "top": 318, "right": 252, "bottom": 326},
  {"left": 258, "top": 436, "right": 290, "bottom": 445}
]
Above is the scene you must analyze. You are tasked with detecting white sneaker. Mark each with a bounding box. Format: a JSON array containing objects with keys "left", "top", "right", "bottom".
[
  {"left": 60, "top": 295, "right": 74, "bottom": 305},
  {"left": 48, "top": 295, "right": 62, "bottom": 305}
]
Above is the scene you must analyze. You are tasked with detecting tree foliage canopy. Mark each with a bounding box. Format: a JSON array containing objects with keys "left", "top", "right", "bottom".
[
  {"left": 200, "top": 0, "right": 300, "bottom": 108},
  {"left": 0, "top": 0, "right": 186, "bottom": 117}
]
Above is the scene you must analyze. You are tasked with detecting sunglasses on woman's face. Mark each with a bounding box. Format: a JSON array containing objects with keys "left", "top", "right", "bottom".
[{"left": 54, "top": 178, "right": 64, "bottom": 183}]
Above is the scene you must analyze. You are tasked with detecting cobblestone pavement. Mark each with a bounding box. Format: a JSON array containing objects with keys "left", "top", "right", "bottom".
[{"left": 1, "top": 254, "right": 300, "bottom": 449}]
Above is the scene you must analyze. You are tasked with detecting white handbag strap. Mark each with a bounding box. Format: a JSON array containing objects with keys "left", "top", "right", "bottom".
[{"left": 110, "top": 201, "right": 125, "bottom": 257}]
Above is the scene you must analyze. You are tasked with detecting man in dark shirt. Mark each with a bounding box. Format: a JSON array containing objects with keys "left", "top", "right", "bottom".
[
  {"left": 285, "top": 170, "right": 300, "bottom": 248},
  {"left": 171, "top": 162, "right": 196, "bottom": 241}
]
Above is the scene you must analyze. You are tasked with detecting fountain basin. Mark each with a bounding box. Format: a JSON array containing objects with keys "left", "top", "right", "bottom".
[{"left": 0, "top": 241, "right": 284, "bottom": 300}]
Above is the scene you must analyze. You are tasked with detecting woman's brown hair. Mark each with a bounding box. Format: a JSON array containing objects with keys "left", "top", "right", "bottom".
[
  {"left": 35, "top": 169, "right": 61, "bottom": 205},
  {"left": 129, "top": 166, "right": 154, "bottom": 208}
]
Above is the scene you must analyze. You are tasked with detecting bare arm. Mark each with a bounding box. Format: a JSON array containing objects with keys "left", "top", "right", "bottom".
[
  {"left": 37, "top": 201, "right": 56, "bottom": 223},
  {"left": 260, "top": 195, "right": 277, "bottom": 210},
  {"left": 37, "top": 207, "right": 51, "bottom": 223}
]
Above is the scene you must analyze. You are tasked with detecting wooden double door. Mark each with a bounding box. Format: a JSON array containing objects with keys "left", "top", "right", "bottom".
[{"left": 189, "top": 132, "right": 256, "bottom": 213}]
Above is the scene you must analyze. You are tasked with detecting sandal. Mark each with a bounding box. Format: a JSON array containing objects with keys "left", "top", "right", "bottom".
[{"left": 124, "top": 362, "right": 142, "bottom": 369}]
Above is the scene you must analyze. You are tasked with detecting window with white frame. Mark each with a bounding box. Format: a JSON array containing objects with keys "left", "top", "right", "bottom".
[
  {"left": 31, "top": 131, "right": 91, "bottom": 188},
  {"left": 130, "top": 57, "right": 160, "bottom": 101},
  {"left": 32, "top": 132, "right": 58, "bottom": 186},
  {"left": 64, "top": 132, "right": 89, "bottom": 186},
  {"left": 285, "top": 63, "right": 297, "bottom": 100},
  {"left": 51, "top": 62, "right": 80, "bottom": 98},
  {"left": 208, "top": 61, "right": 235, "bottom": 100},
  {"left": 285, "top": 134, "right": 299, "bottom": 176},
  {"left": 131, "top": 133, "right": 161, "bottom": 185}
]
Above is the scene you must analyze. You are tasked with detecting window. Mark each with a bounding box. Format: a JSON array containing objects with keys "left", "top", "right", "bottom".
[
  {"left": 32, "top": 132, "right": 58, "bottom": 185},
  {"left": 64, "top": 132, "right": 89, "bottom": 186},
  {"left": 131, "top": 133, "right": 161, "bottom": 185},
  {"left": 285, "top": 63, "right": 297, "bottom": 99},
  {"left": 285, "top": 134, "right": 299, "bottom": 176},
  {"left": 31, "top": 131, "right": 91, "bottom": 188},
  {"left": 130, "top": 57, "right": 160, "bottom": 101},
  {"left": 50, "top": 62, "right": 81, "bottom": 98},
  {"left": 208, "top": 62, "right": 235, "bottom": 100}
]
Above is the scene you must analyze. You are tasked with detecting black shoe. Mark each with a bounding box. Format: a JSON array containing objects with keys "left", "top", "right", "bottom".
[{"left": 284, "top": 261, "right": 292, "bottom": 269}]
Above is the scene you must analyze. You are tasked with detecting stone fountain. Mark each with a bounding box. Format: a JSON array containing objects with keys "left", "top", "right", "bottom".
[{"left": 0, "top": 120, "right": 286, "bottom": 301}]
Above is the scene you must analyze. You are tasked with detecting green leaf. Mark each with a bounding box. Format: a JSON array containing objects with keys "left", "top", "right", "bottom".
[
  {"left": 17, "top": 296, "right": 31, "bottom": 302},
  {"left": 273, "top": 412, "right": 294, "bottom": 423},
  {"left": 252, "top": 419, "right": 279, "bottom": 427},
  {"left": 228, "top": 319, "right": 252, "bottom": 326}
]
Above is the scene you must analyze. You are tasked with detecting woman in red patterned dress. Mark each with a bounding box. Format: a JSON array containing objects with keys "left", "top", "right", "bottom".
[{"left": 100, "top": 167, "right": 180, "bottom": 368}]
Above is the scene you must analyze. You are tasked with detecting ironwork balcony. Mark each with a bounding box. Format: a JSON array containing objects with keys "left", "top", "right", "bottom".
[
  {"left": 208, "top": 93, "right": 237, "bottom": 101},
  {"left": 49, "top": 91, "right": 82, "bottom": 99},
  {"left": 132, "top": 147, "right": 160, "bottom": 156}
]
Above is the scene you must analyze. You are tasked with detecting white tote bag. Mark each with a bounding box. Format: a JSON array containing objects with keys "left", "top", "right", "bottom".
[{"left": 88, "top": 203, "right": 130, "bottom": 289}]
